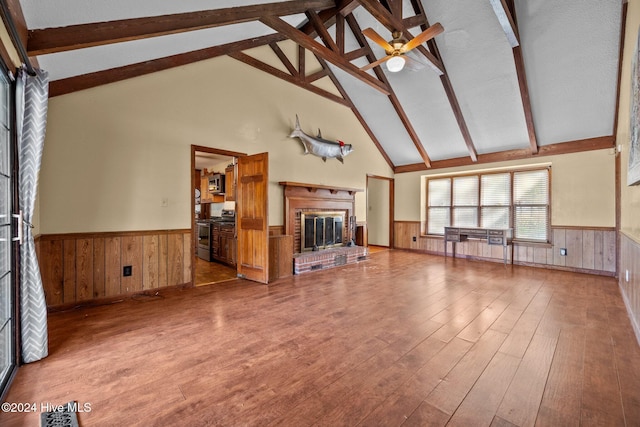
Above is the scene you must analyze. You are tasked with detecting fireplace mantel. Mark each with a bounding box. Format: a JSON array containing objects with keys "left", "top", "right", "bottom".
[{"left": 278, "top": 181, "right": 363, "bottom": 195}]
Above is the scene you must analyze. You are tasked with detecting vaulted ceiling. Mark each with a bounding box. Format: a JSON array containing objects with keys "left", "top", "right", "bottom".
[{"left": 8, "top": 0, "right": 624, "bottom": 172}]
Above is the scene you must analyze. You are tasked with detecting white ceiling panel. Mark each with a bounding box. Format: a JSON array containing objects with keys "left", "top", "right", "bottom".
[{"left": 515, "top": 0, "right": 621, "bottom": 145}]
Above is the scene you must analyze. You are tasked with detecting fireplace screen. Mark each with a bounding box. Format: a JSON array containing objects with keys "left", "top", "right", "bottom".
[{"left": 301, "top": 212, "right": 345, "bottom": 252}]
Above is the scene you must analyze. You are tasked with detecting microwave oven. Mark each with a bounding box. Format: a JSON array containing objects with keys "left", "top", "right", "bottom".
[{"left": 208, "top": 173, "right": 225, "bottom": 194}]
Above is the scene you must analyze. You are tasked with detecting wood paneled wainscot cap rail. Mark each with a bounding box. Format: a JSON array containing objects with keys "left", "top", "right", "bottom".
[{"left": 445, "top": 227, "right": 513, "bottom": 264}]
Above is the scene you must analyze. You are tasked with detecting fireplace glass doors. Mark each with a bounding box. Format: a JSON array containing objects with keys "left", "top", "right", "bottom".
[{"left": 301, "top": 212, "right": 345, "bottom": 252}]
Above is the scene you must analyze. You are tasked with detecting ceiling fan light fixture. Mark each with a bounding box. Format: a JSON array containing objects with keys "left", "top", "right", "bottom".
[{"left": 386, "top": 55, "right": 405, "bottom": 72}]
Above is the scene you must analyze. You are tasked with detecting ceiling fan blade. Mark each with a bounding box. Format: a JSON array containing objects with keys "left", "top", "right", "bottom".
[
  {"left": 361, "top": 55, "right": 392, "bottom": 71},
  {"left": 400, "top": 22, "right": 444, "bottom": 53},
  {"left": 362, "top": 28, "right": 394, "bottom": 52}
]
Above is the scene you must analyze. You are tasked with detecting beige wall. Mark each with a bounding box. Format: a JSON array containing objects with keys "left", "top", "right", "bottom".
[
  {"left": 37, "top": 51, "right": 392, "bottom": 235},
  {"left": 395, "top": 149, "right": 616, "bottom": 227},
  {"left": 619, "top": 0, "right": 640, "bottom": 241}
]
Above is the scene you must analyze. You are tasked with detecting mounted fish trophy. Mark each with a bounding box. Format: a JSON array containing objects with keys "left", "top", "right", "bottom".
[{"left": 289, "top": 115, "right": 353, "bottom": 163}]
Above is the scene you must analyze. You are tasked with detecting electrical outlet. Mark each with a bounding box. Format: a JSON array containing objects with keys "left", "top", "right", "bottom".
[
  {"left": 560, "top": 248, "right": 567, "bottom": 256},
  {"left": 412, "top": 236, "right": 417, "bottom": 242},
  {"left": 626, "top": 269, "right": 630, "bottom": 282},
  {"left": 123, "top": 265, "right": 132, "bottom": 277}
]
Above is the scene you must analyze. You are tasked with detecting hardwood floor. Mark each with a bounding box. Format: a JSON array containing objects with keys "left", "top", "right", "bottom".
[
  {"left": 194, "top": 257, "right": 237, "bottom": 286},
  {"left": 3, "top": 250, "right": 639, "bottom": 426}
]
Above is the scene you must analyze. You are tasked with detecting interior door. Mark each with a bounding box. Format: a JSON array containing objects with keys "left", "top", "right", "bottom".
[{"left": 236, "top": 152, "right": 269, "bottom": 283}]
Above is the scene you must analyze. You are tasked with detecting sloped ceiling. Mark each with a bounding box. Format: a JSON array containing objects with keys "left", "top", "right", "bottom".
[{"left": 10, "top": 0, "right": 624, "bottom": 172}]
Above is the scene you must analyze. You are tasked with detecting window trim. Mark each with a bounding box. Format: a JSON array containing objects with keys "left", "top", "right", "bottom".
[{"left": 423, "top": 166, "right": 551, "bottom": 243}]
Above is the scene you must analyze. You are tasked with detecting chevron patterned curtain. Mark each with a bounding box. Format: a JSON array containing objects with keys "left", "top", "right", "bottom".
[{"left": 16, "top": 68, "right": 49, "bottom": 363}]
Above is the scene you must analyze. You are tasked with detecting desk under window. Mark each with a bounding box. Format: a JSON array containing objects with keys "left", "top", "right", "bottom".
[{"left": 444, "top": 227, "right": 513, "bottom": 264}]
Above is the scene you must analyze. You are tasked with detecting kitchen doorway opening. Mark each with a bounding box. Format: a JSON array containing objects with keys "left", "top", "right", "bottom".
[{"left": 191, "top": 145, "right": 246, "bottom": 286}]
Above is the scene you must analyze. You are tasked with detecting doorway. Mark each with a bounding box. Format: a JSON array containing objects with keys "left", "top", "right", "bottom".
[
  {"left": 191, "top": 146, "right": 245, "bottom": 286},
  {"left": 366, "top": 175, "right": 394, "bottom": 248}
]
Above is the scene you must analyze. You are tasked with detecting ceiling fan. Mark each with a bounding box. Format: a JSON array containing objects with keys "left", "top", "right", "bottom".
[{"left": 361, "top": 23, "right": 444, "bottom": 72}]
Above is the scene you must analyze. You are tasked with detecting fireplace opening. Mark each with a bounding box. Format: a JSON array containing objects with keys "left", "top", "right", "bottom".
[{"left": 301, "top": 212, "right": 345, "bottom": 252}]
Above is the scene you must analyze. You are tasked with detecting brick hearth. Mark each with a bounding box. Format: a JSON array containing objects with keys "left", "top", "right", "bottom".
[{"left": 293, "top": 245, "right": 368, "bottom": 275}]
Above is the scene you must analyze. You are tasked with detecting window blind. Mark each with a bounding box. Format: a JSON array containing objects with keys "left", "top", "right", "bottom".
[{"left": 514, "top": 169, "right": 549, "bottom": 240}]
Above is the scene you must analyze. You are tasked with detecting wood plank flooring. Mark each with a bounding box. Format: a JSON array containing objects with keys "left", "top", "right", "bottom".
[
  {"left": 2, "top": 250, "right": 639, "bottom": 426},
  {"left": 194, "top": 257, "right": 237, "bottom": 286}
]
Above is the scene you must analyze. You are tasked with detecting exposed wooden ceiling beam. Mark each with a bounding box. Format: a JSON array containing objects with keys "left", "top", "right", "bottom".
[
  {"left": 306, "top": 10, "right": 340, "bottom": 52},
  {"left": 260, "top": 15, "right": 390, "bottom": 95},
  {"left": 27, "top": 0, "right": 336, "bottom": 56},
  {"left": 394, "top": 135, "right": 615, "bottom": 173},
  {"left": 269, "top": 42, "right": 298, "bottom": 76},
  {"left": 504, "top": 0, "right": 538, "bottom": 154},
  {"left": 357, "top": 0, "right": 403, "bottom": 30},
  {"left": 387, "top": 0, "right": 402, "bottom": 19},
  {"left": 489, "top": 0, "right": 520, "bottom": 48},
  {"left": 49, "top": 33, "right": 285, "bottom": 97},
  {"left": 229, "top": 51, "right": 350, "bottom": 107},
  {"left": 346, "top": 13, "right": 432, "bottom": 168}
]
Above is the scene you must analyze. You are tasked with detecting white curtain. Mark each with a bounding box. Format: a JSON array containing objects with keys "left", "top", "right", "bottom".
[{"left": 16, "top": 68, "right": 49, "bottom": 363}]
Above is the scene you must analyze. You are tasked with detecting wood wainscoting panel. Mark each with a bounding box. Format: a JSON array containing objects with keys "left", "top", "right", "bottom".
[
  {"left": 619, "top": 233, "right": 640, "bottom": 345},
  {"left": 36, "top": 229, "right": 192, "bottom": 308},
  {"left": 93, "top": 238, "right": 106, "bottom": 298},
  {"left": 158, "top": 234, "right": 169, "bottom": 288},
  {"left": 143, "top": 235, "right": 159, "bottom": 290},
  {"left": 39, "top": 239, "right": 63, "bottom": 306},
  {"left": 76, "top": 238, "right": 94, "bottom": 301},
  {"left": 394, "top": 222, "right": 616, "bottom": 276},
  {"left": 105, "top": 237, "right": 122, "bottom": 297},
  {"left": 63, "top": 240, "right": 76, "bottom": 304},
  {"left": 122, "top": 236, "right": 143, "bottom": 294}
]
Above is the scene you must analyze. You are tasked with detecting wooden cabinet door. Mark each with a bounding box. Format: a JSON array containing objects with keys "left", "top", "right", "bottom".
[
  {"left": 225, "top": 165, "right": 235, "bottom": 202},
  {"left": 200, "top": 176, "right": 211, "bottom": 203},
  {"left": 236, "top": 152, "right": 269, "bottom": 283}
]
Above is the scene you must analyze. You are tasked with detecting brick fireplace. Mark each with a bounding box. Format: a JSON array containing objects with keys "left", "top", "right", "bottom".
[{"left": 279, "top": 182, "right": 369, "bottom": 274}]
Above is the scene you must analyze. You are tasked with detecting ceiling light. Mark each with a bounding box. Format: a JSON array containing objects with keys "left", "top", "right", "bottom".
[{"left": 386, "top": 55, "right": 405, "bottom": 72}]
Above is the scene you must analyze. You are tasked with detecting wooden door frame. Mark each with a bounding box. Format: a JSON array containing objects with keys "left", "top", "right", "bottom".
[
  {"left": 366, "top": 174, "right": 394, "bottom": 248},
  {"left": 190, "top": 145, "right": 247, "bottom": 285}
]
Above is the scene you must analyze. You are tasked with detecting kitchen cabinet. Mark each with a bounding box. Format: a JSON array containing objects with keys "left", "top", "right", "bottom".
[
  {"left": 200, "top": 175, "right": 211, "bottom": 203},
  {"left": 200, "top": 173, "right": 224, "bottom": 204},
  {"left": 218, "top": 223, "right": 236, "bottom": 267},
  {"left": 211, "top": 223, "right": 220, "bottom": 259},
  {"left": 225, "top": 165, "right": 236, "bottom": 202},
  {"left": 212, "top": 222, "right": 236, "bottom": 267}
]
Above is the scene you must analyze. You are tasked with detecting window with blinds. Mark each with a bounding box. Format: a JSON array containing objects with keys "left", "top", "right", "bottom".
[{"left": 425, "top": 167, "right": 550, "bottom": 242}]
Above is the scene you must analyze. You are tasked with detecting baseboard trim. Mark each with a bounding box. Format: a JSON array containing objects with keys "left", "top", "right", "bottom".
[{"left": 620, "top": 283, "right": 640, "bottom": 347}]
